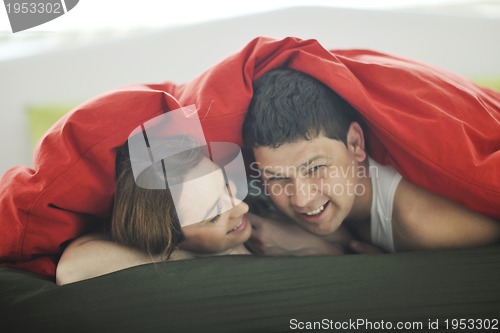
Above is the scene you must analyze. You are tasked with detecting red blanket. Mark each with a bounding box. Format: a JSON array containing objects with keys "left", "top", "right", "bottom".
[{"left": 1, "top": 37, "right": 499, "bottom": 279}]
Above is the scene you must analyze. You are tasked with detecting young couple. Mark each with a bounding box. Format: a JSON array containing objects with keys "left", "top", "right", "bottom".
[{"left": 56, "top": 68, "right": 500, "bottom": 285}]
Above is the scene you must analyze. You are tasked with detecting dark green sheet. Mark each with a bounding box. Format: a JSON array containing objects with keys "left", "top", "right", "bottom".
[{"left": 1, "top": 246, "right": 500, "bottom": 333}]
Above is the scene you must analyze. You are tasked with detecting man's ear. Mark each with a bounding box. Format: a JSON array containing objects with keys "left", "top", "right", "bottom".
[{"left": 346, "top": 122, "right": 367, "bottom": 163}]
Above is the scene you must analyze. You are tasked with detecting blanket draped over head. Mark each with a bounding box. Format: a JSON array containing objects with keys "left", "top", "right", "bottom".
[{"left": 1, "top": 37, "right": 499, "bottom": 279}]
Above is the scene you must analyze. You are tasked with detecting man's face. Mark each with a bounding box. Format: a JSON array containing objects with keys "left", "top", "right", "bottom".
[{"left": 253, "top": 134, "right": 365, "bottom": 236}]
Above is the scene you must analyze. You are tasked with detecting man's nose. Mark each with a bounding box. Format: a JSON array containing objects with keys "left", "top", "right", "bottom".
[{"left": 290, "top": 178, "right": 312, "bottom": 208}]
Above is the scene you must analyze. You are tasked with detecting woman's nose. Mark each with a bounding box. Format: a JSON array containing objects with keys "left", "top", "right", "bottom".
[
  {"left": 231, "top": 201, "right": 249, "bottom": 219},
  {"left": 221, "top": 179, "right": 248, "bottom": 217}
]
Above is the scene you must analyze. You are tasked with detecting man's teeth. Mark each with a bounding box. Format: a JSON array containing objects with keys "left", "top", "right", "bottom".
[{"left": 305, "top": 204, "right": 325, "bottom": 216}]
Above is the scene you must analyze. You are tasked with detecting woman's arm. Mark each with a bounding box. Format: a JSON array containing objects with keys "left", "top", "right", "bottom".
[
  {"left": 56, "top": 233, "right": 192, "bottom": 285},
  {"left": 393, "top": 179, "right": 500, "bottom": 251}
]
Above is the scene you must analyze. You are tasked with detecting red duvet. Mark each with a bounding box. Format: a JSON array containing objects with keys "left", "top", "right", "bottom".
[{"left": 1, "top": 37, "right": 499, "bottom": 279}]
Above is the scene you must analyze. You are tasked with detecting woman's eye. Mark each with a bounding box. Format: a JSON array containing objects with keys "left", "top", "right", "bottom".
[
  {"left": 209, "top": 202, "right": 222, "bottom": 224},
  {"left": 209, "top": 214, "right": 221, "bottom": 224}
]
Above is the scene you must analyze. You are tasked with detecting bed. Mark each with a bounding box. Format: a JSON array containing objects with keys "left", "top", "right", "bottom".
[
  {"left": 2, "top": 245, "right": 500, "bottom": 333},
  {"left": 1, "top": 15, "right": 500, "bottom": 333}
]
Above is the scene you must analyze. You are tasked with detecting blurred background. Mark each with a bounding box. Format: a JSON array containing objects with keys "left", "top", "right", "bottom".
[{"left": 1, "top": 0, "right": 499, "bottom": 176}]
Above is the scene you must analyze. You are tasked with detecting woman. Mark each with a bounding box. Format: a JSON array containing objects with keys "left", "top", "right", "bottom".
[{"left": 56, "top": 135, "right": 252, "bottom": 285}]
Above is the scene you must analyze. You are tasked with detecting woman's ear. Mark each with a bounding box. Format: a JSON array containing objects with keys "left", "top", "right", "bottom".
[{"left": 346, "top": 122, "right": 367, "bottom": 163}]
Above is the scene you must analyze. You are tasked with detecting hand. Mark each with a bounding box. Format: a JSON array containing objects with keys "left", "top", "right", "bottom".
[{"left": 245, "top": 213, "right": 345, "bottom": 256}]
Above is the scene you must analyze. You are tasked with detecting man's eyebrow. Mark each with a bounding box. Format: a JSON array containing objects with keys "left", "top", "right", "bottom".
[
  {"left": 260, "top": 156, "right": 325, "bottom": 175},
  {"left": 299, "top": 156, "right": 325, "bottom": 169}
]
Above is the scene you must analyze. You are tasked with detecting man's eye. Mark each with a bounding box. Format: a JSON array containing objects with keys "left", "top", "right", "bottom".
[
  {"left": 308, "top": 165, "right": 326, "bottom": 175},
  {"left": 267, "top": 176, "right": 287, "bottom": 182}
]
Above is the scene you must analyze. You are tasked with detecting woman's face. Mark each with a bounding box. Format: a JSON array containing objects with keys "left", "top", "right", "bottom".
[{"left": 175, "top": 158, "right": 251, "bottom": 254}]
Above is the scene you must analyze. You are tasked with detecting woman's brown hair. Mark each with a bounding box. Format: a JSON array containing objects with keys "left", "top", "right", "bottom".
[{"left": 111, "top": 135, "right": 205, "bottom": 260}]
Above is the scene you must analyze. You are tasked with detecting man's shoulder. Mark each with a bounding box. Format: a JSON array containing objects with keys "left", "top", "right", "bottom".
[{"left": 392, "top": 179, "right": 439, "bottom": 250}]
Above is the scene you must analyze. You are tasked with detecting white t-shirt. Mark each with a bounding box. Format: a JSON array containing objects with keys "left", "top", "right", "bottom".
[{"left": 369, "top": 158, "right": 403, "bottom": 252}]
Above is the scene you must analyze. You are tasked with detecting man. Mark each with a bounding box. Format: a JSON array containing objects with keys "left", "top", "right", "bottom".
[{"left": 242, "top": 68, "right": 500, "bottom": 255}]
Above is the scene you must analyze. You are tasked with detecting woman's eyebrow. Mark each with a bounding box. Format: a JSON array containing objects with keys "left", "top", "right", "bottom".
[
  {"left": 201, "top": 199, "right": 219, "bottom": 220},
  {"left": 201, "top": 178, "right": 226, "bottom": 220}
]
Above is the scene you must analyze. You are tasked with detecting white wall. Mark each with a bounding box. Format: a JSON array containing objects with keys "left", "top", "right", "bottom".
[{"left": 1, "top": 6, "right": 499, "bottom": 176}]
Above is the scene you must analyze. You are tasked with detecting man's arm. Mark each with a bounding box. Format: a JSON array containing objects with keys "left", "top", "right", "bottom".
[
  {"left": 246, "top": 213, "right": 383, "bottom": 255},
  {"left": 393, "top": 179, "right": 500, "bottom": 251},
  {"left": 56, "top": 233, "right": 192, "bottom": 285}
]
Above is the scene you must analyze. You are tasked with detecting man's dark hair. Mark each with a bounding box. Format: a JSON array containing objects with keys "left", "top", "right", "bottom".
[{"left": 242, "top": 68, "right": 361, "bottom": 149}]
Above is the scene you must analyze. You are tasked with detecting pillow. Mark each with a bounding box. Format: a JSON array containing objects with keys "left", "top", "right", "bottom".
[{"left": 1, "top": 37, "right": 499, "bottom": 279}]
